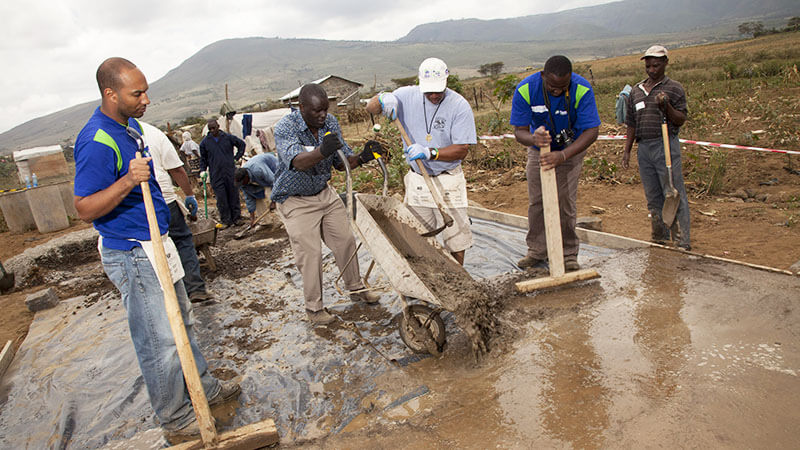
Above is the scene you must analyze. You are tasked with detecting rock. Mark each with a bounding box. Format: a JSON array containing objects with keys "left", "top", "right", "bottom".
[
  {"left": 576, "top": 216, "right": 603, "bottom": 231},
  {"left": 732, "top": 189, "right": 748, "bottom": 200},
  {"left": 790, "top": 260, "right": 800, "bottom": 275},
  {"left": 745, "top": 188, "right": 757, "bottom": 198},
  {"left": 25, "top": 287, "right": 59, "bottom": 312},
  {"left": 730, "top": 197, "right": 745, "bottom": 203},
  {"left": 755, "top": 193, "right": 768, "bottom": 202}
]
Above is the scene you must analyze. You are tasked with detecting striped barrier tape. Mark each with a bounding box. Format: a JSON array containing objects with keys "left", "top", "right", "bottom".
[
  {"left": 477, "top": 133, "right": 800, "bottom": 156},
  {"left": 0, "top": 188, "right": 27, "bottom": 193}
]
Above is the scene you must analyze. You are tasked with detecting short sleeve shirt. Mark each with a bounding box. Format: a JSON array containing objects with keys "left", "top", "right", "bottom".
[
  {"left": 142, "top": 121, "right": 183, "bottom": 205},
  {"left": 625, "top": 76, "right": 687, "bottom": 140},
  {"left": 393, "top": 86, "right": 477, "bottom": 176},
  {"left": 270, "top": 109, "right": 353, "bottom": 203},
  {"left": 73, "top": 107, "right": 169, "bottom": 250},
  {"left": 510, "top": 72, "right": 601, "bottom": 151}
]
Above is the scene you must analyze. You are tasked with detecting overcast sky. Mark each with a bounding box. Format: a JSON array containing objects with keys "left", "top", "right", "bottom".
[{"left": 0, "top": 0, "right": 616, "bottom": 134}]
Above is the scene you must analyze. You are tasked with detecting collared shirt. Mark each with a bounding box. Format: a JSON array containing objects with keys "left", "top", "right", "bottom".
[
  {"left": 73, "top": 107, "right": 169, "bottom": 250},
  {"left": 510, "top": 72, "right": 601, "bottom": 151},
  {"left": 625, "top": 76, "right": 687, "bottom": 141},
  {"left": 240, "top": 152, "right": 278, "bottom": 212},
  {"left": 271, "top": 109, "right": 353, "bottom": 203}
]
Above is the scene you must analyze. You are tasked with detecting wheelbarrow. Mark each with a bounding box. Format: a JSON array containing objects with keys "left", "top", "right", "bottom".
[
  {"left": 335, "top": 149, "right": 463, "bottom": 355},
  {"left": 189, "top": 217, "right": 218, "bottom": 271}
]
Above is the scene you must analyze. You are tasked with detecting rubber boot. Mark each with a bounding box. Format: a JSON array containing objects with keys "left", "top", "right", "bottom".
[{"left": 650, "top": 212, "right": 671, "bottom": 244}]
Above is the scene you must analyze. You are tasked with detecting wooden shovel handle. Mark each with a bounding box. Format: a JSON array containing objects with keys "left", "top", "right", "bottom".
[
  {"left": 137, "top": 153, "right": 218, "bottom": 445},
  {"left": 392, "top": 119, "right": 453, "bottom": 227},
  {"left": 662, "top": 122, "right": 672, "bottom": 168}
]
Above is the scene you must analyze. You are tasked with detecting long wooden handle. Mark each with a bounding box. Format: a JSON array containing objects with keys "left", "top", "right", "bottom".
[
  {"left": 393, "top": 119, "right": 453, "bottom": 227},
  {"left": 137, "top": 153, "right": 218, "bottom": 445},
  {"left": 661, "top": 122, "right": 672, "bottom": 168},
  {"left": 539, "top": 144, "right": 565, "bottom": 278}
]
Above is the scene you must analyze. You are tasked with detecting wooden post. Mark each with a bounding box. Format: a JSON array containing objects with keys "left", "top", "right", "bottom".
[{"left": 225, "top": 83, "right": 229, "bottom": 102}]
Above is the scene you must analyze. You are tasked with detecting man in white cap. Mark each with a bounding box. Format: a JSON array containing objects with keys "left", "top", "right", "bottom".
[
  {"left": 180, "top": 131, "right": 200, "bottom": 160},
  {"left": 366, "top": 57, "right": 477, "bottom": 265},
  {"left": 621, "top": 45, "right": 690, "bottom": 250}
]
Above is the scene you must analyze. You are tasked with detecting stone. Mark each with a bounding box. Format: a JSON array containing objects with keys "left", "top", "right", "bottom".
[
  {"left": 732, "top": 189, "right": 748, "bottom": 200},
  {"left": 576, "top": 216, "right": 603, "bottom": 231},
  {"left": 25, "top": 287, "right": 59, "bottom": 312},
  {"left": 790, "top": 260, "right": 800, "bottom": 275},
  {"left": 755, "top": 193, "right": 768, "bottom": 202}
]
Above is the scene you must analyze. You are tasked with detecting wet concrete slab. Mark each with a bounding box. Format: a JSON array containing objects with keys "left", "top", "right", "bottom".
[{"left": 1, "top": 220, "right": 798, "bottom": 448}]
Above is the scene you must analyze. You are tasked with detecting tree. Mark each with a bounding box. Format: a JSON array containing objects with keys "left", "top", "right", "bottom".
[
  {"left": 447, "top": 74, "right": 464, "bottom": 94},
  {"left": 787, "top": 17, "right": 800, "bottom": 32},
  {"left": 738, "top": 21, "right": 764, "bottom": 37},
  {"left": 478, "top": 62, "right": 504, "bottom": 78},
  {"left": 493, "top": 75, "right": 520, "bottom": 104},
  {"left": 391, "top": 76, "right": 417, "bottom": 88}
]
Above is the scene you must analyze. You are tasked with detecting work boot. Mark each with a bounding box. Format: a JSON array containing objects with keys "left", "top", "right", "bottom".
[
  {"left": 350, "top": 289, "right": 381, "bottom": 304},
  {"left": 209, "top": 380, "right": 241, "bottom": 406},
  {"left": 163, "top": 416, "right": 213, "bottom": 445},
  {"left": 234, "top": 218, "right": 246, "bottom": 227},
  {"left": 306, "top": 308, "right": 336, "bottom": 325},
  {"left": 188, "top": 290, "right": 212, "bottom": 303},
  {"left": 518, "top": 255, "right": 548, "bottom": 270},
  {"left": 650, "top": 213, "right": 670, "bottom": 244},
  {"left": 564, "top": 259, "right": 581, "bottom": 272}
]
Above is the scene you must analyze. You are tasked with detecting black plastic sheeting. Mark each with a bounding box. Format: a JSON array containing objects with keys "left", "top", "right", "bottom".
[{"left": 0, "top": 219, "right": 610, "bottom": 448}]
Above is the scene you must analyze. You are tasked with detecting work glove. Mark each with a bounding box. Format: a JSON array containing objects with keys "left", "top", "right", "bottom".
[
  {"left": 320, "top": 132, "right": 342, "bottom": 158},
  {"left": 357, "top": 140, "right": 385, "bottom": 164},
  {"left": 184, "top": 196, "right": 198, "bottom": 216},
  {"left": 378, "top": 92, "right": 398, "bottom": 120},
  {"left": 199, "top": 171, "right": 208, "bottom": 181},
  {"left": 405, "top": 143, "right": 431, "bottom": 161}
]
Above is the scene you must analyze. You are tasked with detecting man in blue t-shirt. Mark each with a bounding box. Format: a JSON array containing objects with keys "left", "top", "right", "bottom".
[
  {"left": 234, "top": 152, "right": 279, "bottom": 227},
  {"left": 510, "top": 55, "right": 601, "bottom": 272},
  {"left": 73, "top": 57, "right": 238, "bottom": 444}
]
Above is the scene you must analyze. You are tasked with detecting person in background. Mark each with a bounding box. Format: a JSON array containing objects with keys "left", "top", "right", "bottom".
[
  {"left": 234, "top": 152, "right": 279, "bottom": 228},
  {"left": 180, "top": 131, "right": 201, "bottom": 160},
  {"left": 199, "top": 118, "right": 246, "bottom": 228},
  {"left": 622, "top": 45, "right": 691, "bottom": 250}
]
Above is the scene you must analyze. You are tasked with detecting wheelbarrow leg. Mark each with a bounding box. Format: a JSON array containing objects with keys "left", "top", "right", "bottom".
[{"left": 199, "top": 243, "right": 216, "bottom": 271}]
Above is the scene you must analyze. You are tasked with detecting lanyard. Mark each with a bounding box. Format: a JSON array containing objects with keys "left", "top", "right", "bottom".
[{"left": 541, "top": 79, "right": 573, "bottom": 138}]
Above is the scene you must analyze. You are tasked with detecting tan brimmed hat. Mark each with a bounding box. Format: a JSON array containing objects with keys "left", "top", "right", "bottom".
[{"left": 641, "top": 45, "right": 668, "bottom": 59}]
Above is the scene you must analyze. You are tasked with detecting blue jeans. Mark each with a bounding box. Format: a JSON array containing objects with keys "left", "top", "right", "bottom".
[
  {"left": 168, "top": 201, "right": 206, "bottom": 295},
  {"left": 637, "top": 135, "right": 691, "bottom": 247},
  {"left": 100, "top": 244, "right": 220, "bottom": 430}
]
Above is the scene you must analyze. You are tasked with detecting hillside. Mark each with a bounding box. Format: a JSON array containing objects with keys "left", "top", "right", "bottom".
[
  {"left": 1, "top": 0, "right": 798, "bottom": 153},
  {"left": 400, "top": 0, "right": 799, "bottom": 42}
]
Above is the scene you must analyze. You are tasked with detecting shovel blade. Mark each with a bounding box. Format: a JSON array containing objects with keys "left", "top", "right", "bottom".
[{"left": 662, "top": 190, "right": 679, "bottom": 227}]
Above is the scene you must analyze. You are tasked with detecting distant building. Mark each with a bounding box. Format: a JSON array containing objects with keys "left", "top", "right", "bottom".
[{"left": 280, "top": 75, "right": 363, "bottom": 111}]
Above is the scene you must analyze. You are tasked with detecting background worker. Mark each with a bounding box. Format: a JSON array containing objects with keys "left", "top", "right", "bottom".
[
  {"left": 73, "top": 57, "right": 238, "bottom": 444},
  {"left": 510, "top": 55, "right": 601, "bottom": 271},
  {"left": 180, "top": 131, "right": 200, "bottom": 160},
  {"left": 199, "top": 118, "right": 246, "bottom": 228},
  {"left": 366, "top": 57, "right": 476, "bottom": 265},
  {"left": 271, "top": 83, "right": 383, "bottom": 325},
  {"left": 622, "top": 45, "right": 691, "bottom": 250},
  {"left": 142, "top": 121, "right": 212, "bottom": 303},
  {"left": 234, "top": 152, "right": 279, "bottom": 228}
]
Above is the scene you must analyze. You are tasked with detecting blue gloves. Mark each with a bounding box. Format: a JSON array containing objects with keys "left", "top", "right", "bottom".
[
  {"left": 405, "top": 143, "right": 431, "bottom": 162},
  {"left": 378, "top": 92, "right": 398, "bottom": 120},
  {"left": 184, "top": 196, "right": 198, "bottom": 216}
]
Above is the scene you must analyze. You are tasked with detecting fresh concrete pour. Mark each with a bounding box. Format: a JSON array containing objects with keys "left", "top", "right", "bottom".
[{"left": 0, "top": 216, "right": 798, "bottom": 448}]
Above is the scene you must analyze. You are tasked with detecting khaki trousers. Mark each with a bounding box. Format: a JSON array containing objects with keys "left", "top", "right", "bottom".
[
  {"left": 276, "top": 186, "right": 361, "bottom": 311},
  {"left": 525, "top": 148, "right": 585, "bottom": 261}
]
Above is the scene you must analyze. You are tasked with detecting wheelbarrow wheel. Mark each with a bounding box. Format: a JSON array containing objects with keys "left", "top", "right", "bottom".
[{"left": 398, "top": 304, "right": 446, "bottom": 355}]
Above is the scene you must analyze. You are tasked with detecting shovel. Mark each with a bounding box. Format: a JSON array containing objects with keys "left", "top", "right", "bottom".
[
  {"left": 661, "top": 111, "right": 680, "bottom": 227},
  {"left": 392, "top": 119, "right": 453, "bottom": 237},
  {"left": 234, "top": 208, "right": 271, "bottom": 240},
  {"left": 126, "top": 126, "right": 278, "bottom": 448}
]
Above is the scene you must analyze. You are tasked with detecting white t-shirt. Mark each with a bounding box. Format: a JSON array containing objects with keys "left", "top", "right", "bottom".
[
  {"left": 393, "top": 86, "right": 477, "bottom": 175},
  {"left": 141, "top": 122, "right": 184, "bottom": 205}
]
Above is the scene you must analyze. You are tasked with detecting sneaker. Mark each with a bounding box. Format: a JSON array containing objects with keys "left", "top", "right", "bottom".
[
  {"left": 188, "top": 290, "right": 212, "bottom": 303},
  {"left": 564, "top": 259, "right": 581, "bottom": 272},
  {"left": 350, "top": 289, "right": 380, "bottom": 304},
  {"left": 518, "top": 255, "right": 548, "bottom": 269},
  {"left": 216, "top": 223, "right": 229, "bottom": 230},
  {"left": 163, "top": 417, "right": 204, "bottom": 445},
  {"left": 306, "top": 308, "right": 336, "bottom": 325},
  {"left": 208, "top": 380, "right": 241, "bottom": 406}
]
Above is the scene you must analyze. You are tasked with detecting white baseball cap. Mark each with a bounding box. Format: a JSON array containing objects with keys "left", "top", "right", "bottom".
[
  {"left": 641, "top": 45, "right": 668, "bottom": 59},
  {"left": 418, "top": 57, "right": 449, "bottom": 93}
]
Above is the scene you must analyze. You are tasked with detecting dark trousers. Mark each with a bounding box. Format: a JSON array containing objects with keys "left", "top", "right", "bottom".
[
  {"left": 168, "top": 201, "right": 206, "bottom": 295},
  {"left": 211, "top": 176, "right": 241, "bottom": 225}
]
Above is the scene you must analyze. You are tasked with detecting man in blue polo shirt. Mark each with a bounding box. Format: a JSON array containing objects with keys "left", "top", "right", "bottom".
[
  {"left": 73, "top": 57, "right": 237, "bottom": 444},
  {"left": 272, "top": 83, "right": 383, "bottom": 325},
  {"left": 510, "top": 55, "right": 601, "bottom": 272}
]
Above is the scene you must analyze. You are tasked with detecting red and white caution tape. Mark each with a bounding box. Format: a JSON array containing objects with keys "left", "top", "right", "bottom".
[{"left": 478, "top": 133, "right": 800, "bottom": 155}]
